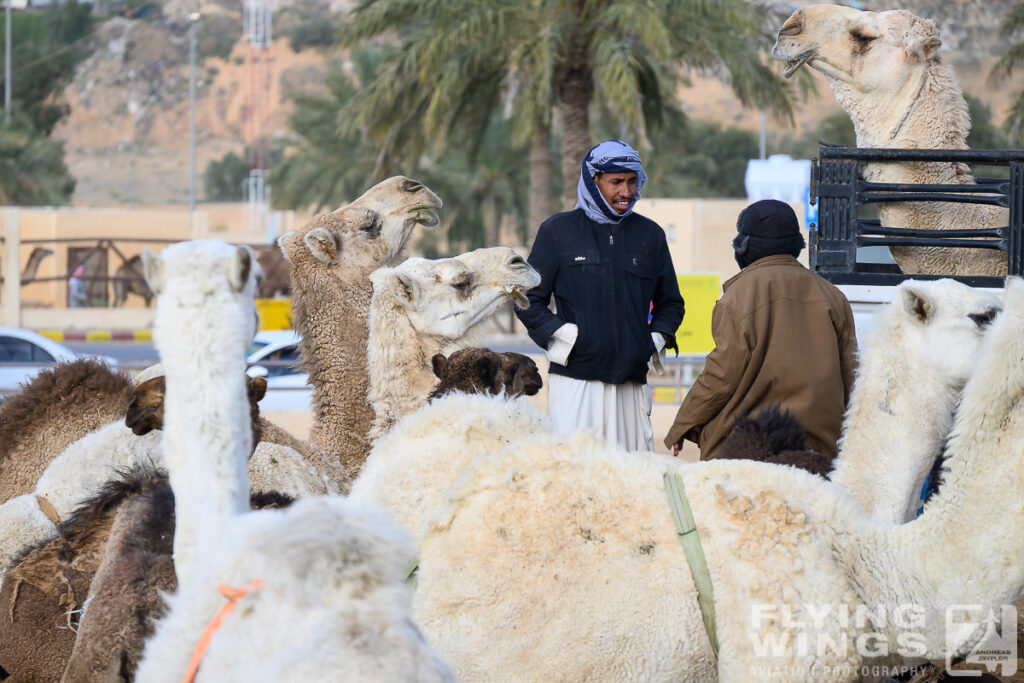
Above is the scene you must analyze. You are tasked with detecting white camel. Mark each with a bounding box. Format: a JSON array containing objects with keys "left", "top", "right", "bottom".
[
  {"left": 366, "top": 247, "right": 540, "bottom": 442},
  {"left": 352, "top": 278, "right": 1001, "bottom": 551},
  {"left": 390, "top": 276, "right": 1024, "bottom": 680},
  {"left": 134, "top": 239, "right": 453, "bottom": 682},
  {"left": 771, "top": 5, "right": 1007, "bottom": 276}
]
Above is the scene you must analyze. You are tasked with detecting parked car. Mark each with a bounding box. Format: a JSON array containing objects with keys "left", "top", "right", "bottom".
[
  {"left": 0, "top": 327, "right": 118, "bottom": 401},
  {"left": 246, "top": 330, "right": 311, "bottom": 412}
]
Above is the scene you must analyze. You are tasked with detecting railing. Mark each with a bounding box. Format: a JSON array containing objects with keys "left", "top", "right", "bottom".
[{"left": 811, "top": 145, "right": 1024, "bottom": 288}]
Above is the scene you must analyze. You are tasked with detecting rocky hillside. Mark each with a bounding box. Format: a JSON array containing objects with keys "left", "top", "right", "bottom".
[{"left": 53, "top": 0, "right": 1024, "bottom": 206}]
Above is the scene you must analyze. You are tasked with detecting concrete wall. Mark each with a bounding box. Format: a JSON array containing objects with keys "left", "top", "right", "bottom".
[
  {"left": 1, "top": 198, "right": 806, "bottom": 330},
  {"left": 0, "top": 204, "right": 304, "bottom": 327}
]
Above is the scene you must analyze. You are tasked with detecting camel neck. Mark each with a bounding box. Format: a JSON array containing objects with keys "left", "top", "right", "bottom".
[
  {"left": 290, "top": 266, "right": 374, "bottom": 473},
  {"left": 830, "top": 326, "right": 956, "bottom": 523},
  {"left": 366, "top": 299, "right": 440, "bottom": 443}
]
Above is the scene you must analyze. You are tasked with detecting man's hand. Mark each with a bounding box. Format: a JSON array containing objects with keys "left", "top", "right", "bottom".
[{"left": 672, "top": 440, "right": 682, "bottom": 457}]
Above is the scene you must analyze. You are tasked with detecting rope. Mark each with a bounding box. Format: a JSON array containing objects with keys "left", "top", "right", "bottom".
[{"left": 182, "top": 579, "right": 265, "bottom": 683}]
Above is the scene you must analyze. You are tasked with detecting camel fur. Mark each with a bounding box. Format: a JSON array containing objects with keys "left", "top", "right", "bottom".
[
  {"left": 715, "top": 405, "right": 834, "bottom": 477},
  {"left": 0, "top": 373, "right": 326, "bottom": 587},
  {"left": 718, "top": 279, "right": 1000, "bottom": 524},
  {"left": 0, "top": 358, "right": 134, "bottom": 504},
  {"left": 135, "top": 238, "right": 453, "bottom": 683},
  {"left": 366, "top": 248, "right": 540, "bottom": 442},
  {"left": 59, "top": 470, "right": 293, "bottom": 683},
  {"left": 279, "top": 176, "right": 442, "bottom": 484},
  {"left": 428, "top": 348, "right": 542, "bottom": 400},
  {"left": 396, "top": 277, "right": 1024, "bottom": 679},
  {"left": 772, "top": 5, "right": 1006, "bottom": 276}
]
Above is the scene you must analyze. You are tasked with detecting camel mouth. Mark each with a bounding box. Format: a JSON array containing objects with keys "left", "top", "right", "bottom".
[
  {"left": 508, "top": 287, "right": 530, "bottom": 310},
  {"left": 410, "top": 207, "right": 440, "bottom": 227},
  {"left": 783, "top": 50, "right": 814, "bottom": 78}
]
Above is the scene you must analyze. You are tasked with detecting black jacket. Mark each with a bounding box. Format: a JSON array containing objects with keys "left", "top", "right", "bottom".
[{"left": 517, "top": 208, "right": 685, "bottom": 384}]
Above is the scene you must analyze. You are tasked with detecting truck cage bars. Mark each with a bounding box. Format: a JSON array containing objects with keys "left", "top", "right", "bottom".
[{"left": 810, "top": 145, "right": 1024, "bottom": 288}]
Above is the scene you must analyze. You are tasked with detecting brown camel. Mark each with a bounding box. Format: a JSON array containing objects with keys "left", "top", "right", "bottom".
[
  {"left": 0, "top": 359, "right": 134, "bottom": 504},
  {"left": 112, "top": 255, "right": 154, "bottom": 307}
]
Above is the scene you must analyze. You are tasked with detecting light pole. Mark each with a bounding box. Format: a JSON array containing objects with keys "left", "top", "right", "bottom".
[
  {"left": 5, "top": 0, "right": 11, "bottom": 123},
  {"left": 188, "top": 12, "right": 200, "bottom": 212}
]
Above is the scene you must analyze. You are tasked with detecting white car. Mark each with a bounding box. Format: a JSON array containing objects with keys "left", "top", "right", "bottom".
[
  {"left": 0, "top": 327, "right": 118, "bottom": 401},
  {"left": 246, "top": 330, "right": 311, "bottom": 412}
]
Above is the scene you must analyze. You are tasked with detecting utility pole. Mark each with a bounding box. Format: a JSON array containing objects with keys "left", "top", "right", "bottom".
[
  {"left": 188, "top": 12, "right": 199, "bottom": 212},
  {"left": 4, "top": 0, "right": 11, "bottom": 123}
]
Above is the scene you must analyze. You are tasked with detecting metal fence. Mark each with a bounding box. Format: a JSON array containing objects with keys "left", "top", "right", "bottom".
[{"left": 811, "top": 145, "right": 1024, "bottom": 288}]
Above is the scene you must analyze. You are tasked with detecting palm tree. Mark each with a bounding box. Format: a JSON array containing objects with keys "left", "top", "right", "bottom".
[
  {"left": 993, "top": 2, "right": 1024, "bottom": 141},
  {"left": 346, "top": 0, "right": 795, "bottom": 219}
]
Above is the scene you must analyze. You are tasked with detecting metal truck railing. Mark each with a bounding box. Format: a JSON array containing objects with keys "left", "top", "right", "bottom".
[{"left": 811, "top": 145, "right": 1024, "bottom": 288}]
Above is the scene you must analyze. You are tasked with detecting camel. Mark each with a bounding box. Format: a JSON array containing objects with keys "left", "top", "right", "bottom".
[
  {"left": 20, "top": 246, "right": 53, "bottom": 286},
  {"left": 771, "top": 5, "right": 1007, "bottom": 276},
  {"left": 366, "top": 248, "right": 540, "bottom": 442},
  {"left": 428, "top": 347, "right": 542, "bottom": 400},
  {"left": 0, "top": 176, "right": 440, "bottom": 507},
  {"left": 375, "top": 276, "right": 1024, "bottom": 679},
  {"left": 133, "top": 238, "right": 453, "bottom": 682},
  {"left": 253, "top": 245, "right": 290, "bottom": 298},
  {"left": 112, "top": 254, "right": 153, "bottom": 307},
  {"left": 0, "top": 358, "right": 135, "bottom": 504},
  {"left": 279, "top": 175, "right": 443, "bottom": 484}
]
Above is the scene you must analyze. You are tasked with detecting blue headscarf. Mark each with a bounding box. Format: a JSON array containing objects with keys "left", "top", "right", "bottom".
[{"left": 575, "top": 139, "right": 648, "bottom": 224}]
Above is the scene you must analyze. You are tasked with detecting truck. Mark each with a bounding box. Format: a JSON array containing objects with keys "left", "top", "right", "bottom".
[{"left": 809, "top": 145, "right": 1024, "bottom": 337}]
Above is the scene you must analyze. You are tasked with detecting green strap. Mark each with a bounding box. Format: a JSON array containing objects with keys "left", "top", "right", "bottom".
[
  {"left": 663, "top": 472, "right": 719, "bottom": 657},
  {"left": 404, "top": 559, "right": 419, "bottom": 590}
]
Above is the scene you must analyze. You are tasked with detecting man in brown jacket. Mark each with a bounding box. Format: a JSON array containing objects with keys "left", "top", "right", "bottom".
[{"left": 664, "top": 199, "right": 857, "bottom": 461}]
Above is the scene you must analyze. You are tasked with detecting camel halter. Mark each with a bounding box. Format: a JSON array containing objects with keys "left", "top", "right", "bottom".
[
  {"left": 183, "top": 579, "right": 265, "bottom": 683},
  {"left": 663, "top": 473, "right": 719, "bottom": 657}
]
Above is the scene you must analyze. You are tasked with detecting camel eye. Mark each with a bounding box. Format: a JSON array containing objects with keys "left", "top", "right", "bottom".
[
  {"left": 451, "top": 277, "right": 473, "bottom": 294},
  {"left": 850, "top": 29, "right": 878, "bottom": 47},
  {"left": 969, "top": 308, "right": 999, "bottom": 328}
]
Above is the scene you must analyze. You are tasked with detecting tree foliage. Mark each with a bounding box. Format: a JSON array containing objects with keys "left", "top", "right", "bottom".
[
  {"left": 993, "top": 2, "right": 1024, "bottom": 142},
  {"left": 344, "top": 0, "right": 798, "bottom": 212},
  {"left": 0, "top": 0, "right": 92, "bottom": 204}
]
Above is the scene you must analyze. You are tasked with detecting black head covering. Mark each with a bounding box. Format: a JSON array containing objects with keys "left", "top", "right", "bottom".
[{"left": 732, "top": 199, "right": 806, "bottom": 269}]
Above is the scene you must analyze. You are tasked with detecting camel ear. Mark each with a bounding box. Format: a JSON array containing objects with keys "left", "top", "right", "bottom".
[
  {"left": 900, "top": 285, "right": 934, "bottom": 323},
  {"left": 140, "top": 247, "right": 164, "bottom": 296},
  {"left": 277, "top": 231, "right": 296, "bottom": 263},
  {"left": 905, "top": 22, "right": 940, "bottom": 62},
  {"left": 304, "top": 228, "right": 340, "bottom": 265},
  {"left": 248, "top": 376, "right": 268, "bottom": 402},
  {"left": 510, "top": 363, "right": 528, "bottom": 396},
  {"left": 431, "top": 353, "right": 447, "bottom": 379},
  {"left": 228, "top": 246, "right": 254, "bottom": 293}
]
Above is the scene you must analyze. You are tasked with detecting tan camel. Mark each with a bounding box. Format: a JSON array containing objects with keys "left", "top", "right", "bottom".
[
  {"left": 772, "top": 5, "right": 1007, "bottom": 276},
  {"left": 279, "top": 176, "right": 443, "bottom": 483},
  {"left": 0, "top": 176, "right": 441, "bottom": 505}
]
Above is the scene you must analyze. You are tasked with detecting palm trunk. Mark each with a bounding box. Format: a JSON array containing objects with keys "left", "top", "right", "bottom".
[
  {"left": 557, "top": 64, "right": 593, "bottom": 210},
  {"left": 490, "top": 195, "right": 503, "bottom": 247},
  {"left": 528, "top": 124, "right": 553, "bottom": 239}
]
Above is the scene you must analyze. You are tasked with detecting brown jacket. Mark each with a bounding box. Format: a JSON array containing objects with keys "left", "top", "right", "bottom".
[{"left": 664, "top": 255, "right": 857, "bottom": 460}]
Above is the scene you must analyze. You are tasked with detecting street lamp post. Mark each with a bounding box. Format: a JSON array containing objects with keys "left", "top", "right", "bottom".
[
  {"left": 5, "top": 0, "right": 11, "bottom": 123},
  {"left": 188, "top": 12, "right": 199, "bottom": 212}
]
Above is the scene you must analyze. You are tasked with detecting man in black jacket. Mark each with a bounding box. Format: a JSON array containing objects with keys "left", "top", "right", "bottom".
[{"left": 517, "top": 139, "right": 685, "bottom": 451}]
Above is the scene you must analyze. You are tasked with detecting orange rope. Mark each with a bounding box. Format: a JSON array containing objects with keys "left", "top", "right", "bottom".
[{"left": 182, "top": 579, "right": 265, "bottom": 683}]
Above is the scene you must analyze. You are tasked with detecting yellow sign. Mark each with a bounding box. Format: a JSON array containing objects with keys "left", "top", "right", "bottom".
[
  {"left": 255, "top": 298, "right": 293, "bottom": 331},
  {"left": 672, "top": 273, "right": 720, "bottom": 354}
]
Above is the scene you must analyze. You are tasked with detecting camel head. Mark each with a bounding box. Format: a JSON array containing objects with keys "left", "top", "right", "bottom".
[
  {"left": 772, "top": 5, "right": 944, "bottom": 139},
  {"left": 142, "top": 241, "right": 261, "bottom": 360},
  {"left": 346, "top": 176, "right": 443, "bottom": 266},
  {"left": 429, "top": 348, "right": 543, "bottom": 399},
  {"left": 878, "top": 279, "right": 1001, "bottom": 392},
  {"left": 369, "top": 247, "right": 540, "bottom": 343}
]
